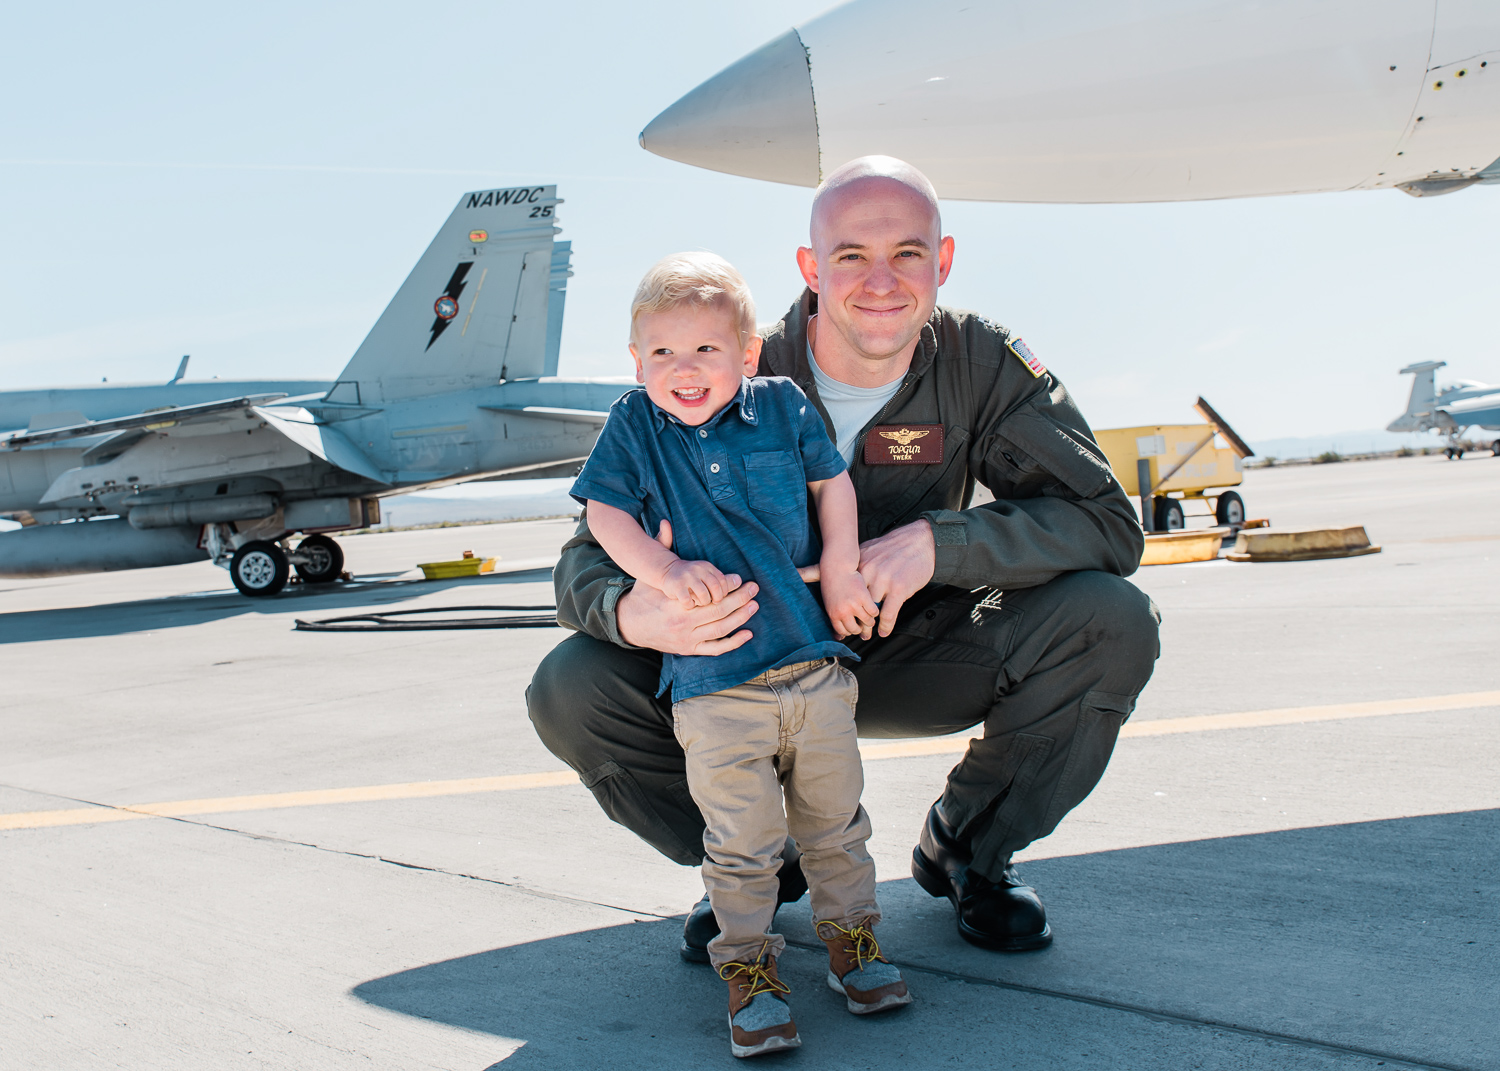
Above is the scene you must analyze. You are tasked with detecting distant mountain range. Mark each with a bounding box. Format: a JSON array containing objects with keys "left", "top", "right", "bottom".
[{"left": 1247, "top": 428, "right": 1451, "bottom": 461}]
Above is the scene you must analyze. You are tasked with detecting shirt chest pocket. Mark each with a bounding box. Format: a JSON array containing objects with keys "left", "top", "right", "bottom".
[{"left": 743, "top": 451, "right": 804, "bottom": 516}]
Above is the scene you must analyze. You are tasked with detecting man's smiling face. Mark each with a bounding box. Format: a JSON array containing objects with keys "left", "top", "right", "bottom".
[
  {"left": 630, "top": 301, "right": 761, "bottom": 427},
  {"left": 798, "top": 174, "right": 954, "bottom": 368}
]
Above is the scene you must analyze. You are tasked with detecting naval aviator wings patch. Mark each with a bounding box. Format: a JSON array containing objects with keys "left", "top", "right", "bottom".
[
  {"left": 1008, "top": 337, "right": 1046, "bottom": 378},
  {"left": 864, "top": 424, "right": 944, "bottom": 465}
]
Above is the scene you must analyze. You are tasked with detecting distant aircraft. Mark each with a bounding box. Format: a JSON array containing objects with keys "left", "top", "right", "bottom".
[
  {"left": 1388, "top": 361, "right": 1500, "bottom": 459},
  {"left": 640, "top": 0, "right": 1500, "bottom": 202},
  {"left": 0, "top": 186, "right": 626, "bottom": 595}
]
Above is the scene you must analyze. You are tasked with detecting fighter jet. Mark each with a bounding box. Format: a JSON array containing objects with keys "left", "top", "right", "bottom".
[
  {"left": 0, "top": 186, "right": 626, "bottom": 595},
  {"left": 1387, "top": 361, "right": 1500, "bottom": 458},
  {"left": 0, "top": 357, "right": 333, "bottom": 437},
  {"left": 639, "top": 0, "right": 1500, "bottom": 202}
]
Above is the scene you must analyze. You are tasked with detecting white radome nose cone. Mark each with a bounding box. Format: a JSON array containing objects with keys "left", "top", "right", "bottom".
[{"left": 639, "top": 28, "right": 819, "bottom": 187}]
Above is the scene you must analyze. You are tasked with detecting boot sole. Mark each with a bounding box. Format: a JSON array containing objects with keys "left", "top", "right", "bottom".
[
  {"left": 679, "top": 941, "right": 711, "bottom": 965},
  {"left": 728, "top": 1019, "right": 801, "bottom": 1058},
  {"left": 825, "top": 970, "right": 912, "bottom": 1014},
  {"left": 911, "top": 847, "right": 1054, "bottom": 952}
]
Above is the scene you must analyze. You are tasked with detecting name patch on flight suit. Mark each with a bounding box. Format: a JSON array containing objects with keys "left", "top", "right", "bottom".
[{"left": 864, "top": 424, "right": 944, "bottom": 465}]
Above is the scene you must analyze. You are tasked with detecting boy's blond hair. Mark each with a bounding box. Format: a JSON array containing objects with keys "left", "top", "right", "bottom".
[{"left": 630, "top": 251, "right": 756, "bottom": 348}]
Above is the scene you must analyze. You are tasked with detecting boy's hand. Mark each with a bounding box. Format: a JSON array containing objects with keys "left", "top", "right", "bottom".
[
  {"left": 819, "top": 568, "right": 880, "bottom": 639},
  {"left": 661, "top": 558, "right": 734, "bottom": 608}
]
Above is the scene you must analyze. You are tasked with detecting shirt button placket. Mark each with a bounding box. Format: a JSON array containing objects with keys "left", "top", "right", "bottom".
[{"left": 702, "top": 428, "right": 732, "bottom": 497}]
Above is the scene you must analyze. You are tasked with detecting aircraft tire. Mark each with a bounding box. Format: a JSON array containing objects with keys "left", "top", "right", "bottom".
[
  {"left": 231, "top": 541, "right": 289, "bottom": 597},
  {"left": 1490, "top": 440, "right": 1499, "bottom": 457},
  {"left": 294, "top": 534, "right": 344, "bottom": 584},
  {"left": 1214, "top": 491, "right": 1245, "bottom": 527},
  {"left": 1153, "top": 497, "right": 1185, "bottom": 531}
]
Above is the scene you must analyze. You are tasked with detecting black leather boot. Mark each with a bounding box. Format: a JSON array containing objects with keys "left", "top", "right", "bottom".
[
  {"left": 680, "top": 848, "right": 809, "bottom": 964},
  {"left": 910, "top": 802, "right": 1052, "bottom": 951}
]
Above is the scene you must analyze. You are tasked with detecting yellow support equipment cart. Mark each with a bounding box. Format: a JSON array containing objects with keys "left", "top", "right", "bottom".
[{"left": 1094, "top": 397, "right": 1255, "bottom": 532}]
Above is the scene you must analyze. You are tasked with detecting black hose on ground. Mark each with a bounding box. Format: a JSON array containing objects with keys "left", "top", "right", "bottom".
[{"left": 294, "top": 605, "right": 558, "bottom": 632}]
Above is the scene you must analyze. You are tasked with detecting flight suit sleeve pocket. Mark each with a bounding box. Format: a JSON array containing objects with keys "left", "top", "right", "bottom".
[
  {"left": 744, "top": 451, "right": 803, "bottom": 516},
  {"left": 996, "top": 407, "right": 1116, "bottom": 500}
]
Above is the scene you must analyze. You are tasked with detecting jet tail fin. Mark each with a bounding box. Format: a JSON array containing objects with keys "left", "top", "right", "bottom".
[
  {"left": 328, "top": 186, "right": 565, "bottom": 404},
  {"left": 1388, "top": 360, "right": 1446, "bottom": 432}
]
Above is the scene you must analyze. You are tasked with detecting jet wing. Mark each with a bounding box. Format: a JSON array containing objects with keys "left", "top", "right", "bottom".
[
  {"left": 253, "top": 406, "right": 388, "bottom": 483},
  {"left": 2, "top": 394, "right": 288, "bottom": 449},
  {"left": 480, "top": 404, "right": 610, "bottom": 427}
]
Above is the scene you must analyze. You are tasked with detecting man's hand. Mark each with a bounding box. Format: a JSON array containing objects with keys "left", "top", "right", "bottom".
[
  {"left": 616, "top": 519, "right": 760, "bottom": 655},
  {"left": 857, "top": 519, "right": 937, "bottom": 637},
  {"left": 798, "top": 519, "right": 936, "bottom": 639}
]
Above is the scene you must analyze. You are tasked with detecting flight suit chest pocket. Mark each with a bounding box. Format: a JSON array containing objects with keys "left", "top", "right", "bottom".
[{"left": 744, "top": 451, "right": 803, "bottom": 516}]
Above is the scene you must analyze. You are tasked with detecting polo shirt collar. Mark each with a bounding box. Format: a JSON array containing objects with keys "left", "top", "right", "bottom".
[{"left": 648, "top": 377, "right": 759, "bottom": 431}]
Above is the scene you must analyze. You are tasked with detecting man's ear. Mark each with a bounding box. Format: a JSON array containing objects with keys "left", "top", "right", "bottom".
[
  {"left": 628, "top": 342, "right": 645, "bottom": 384},
  {"left": 743, "top": 335, "right": 763, "bottom": 376},
  {"left": 795, "top": 246, "right": 820, "bottom": 293},
  {"left": 937, "top": 235, "right": 955, "bottom": 286}
]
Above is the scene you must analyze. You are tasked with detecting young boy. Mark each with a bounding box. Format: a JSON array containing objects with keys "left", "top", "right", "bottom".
[{"left": 570, "top": 252, "right": 910, "bottom": 1058}]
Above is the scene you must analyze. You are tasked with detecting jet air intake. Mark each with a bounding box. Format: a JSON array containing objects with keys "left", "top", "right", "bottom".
[{"left": 128, "top": 494, "right": 277, "bottom": 530}]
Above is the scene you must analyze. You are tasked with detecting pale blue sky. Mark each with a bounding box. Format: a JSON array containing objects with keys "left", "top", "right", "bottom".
[{"left": 2, "top": 0, "right": 1497, "bottom": 442}]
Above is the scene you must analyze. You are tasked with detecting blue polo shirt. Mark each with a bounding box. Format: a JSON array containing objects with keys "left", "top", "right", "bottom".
[{"left": 570, "top": 376, "right": 855, "bottom": 702}]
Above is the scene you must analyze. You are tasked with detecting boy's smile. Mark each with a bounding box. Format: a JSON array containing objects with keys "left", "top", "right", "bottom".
[{"left": 631, "top": 302, "right": 762, "bottom": 426}]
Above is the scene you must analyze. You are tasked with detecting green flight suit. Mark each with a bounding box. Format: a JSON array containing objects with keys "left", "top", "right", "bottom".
[{"left": 527, "top": 291, "right": 1161, "bottom": 881}]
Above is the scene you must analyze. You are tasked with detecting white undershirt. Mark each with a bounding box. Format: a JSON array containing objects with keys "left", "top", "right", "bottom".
[{"left": 806, "top": 332, "right": 904, "bottom": 465}]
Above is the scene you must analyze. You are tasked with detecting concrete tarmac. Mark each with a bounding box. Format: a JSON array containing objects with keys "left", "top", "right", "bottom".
[{"left": 1, "top": 454, "right": 1496, "bottom": 1070}]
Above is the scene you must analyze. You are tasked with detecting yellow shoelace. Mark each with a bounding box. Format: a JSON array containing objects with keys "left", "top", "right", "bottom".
[
  {"left": 818, "top": 921, "right": 884, "bottom": 971},
  {"left": 718, "top": 943, "right": 791, "bottom": 1000}
]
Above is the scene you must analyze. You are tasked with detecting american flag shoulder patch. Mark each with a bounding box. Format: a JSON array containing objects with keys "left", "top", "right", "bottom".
[{"left": 1008, "top": 337, "right": 1046, "bottom": 378}]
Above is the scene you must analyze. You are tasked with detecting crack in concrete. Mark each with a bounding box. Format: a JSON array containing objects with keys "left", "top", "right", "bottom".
[{"left": 781, "top": 937, "right": 1479, "bottom": 1071}]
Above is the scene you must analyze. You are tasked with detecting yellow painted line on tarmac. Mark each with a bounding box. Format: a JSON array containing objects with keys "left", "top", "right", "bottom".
[
  {"left": 857, "top": 689, "right": 1500, "bottom": 760},
  {"left": 0, "top": 770, "right": 578, "bottom": 832},
  {"left": 4, "top": 691, "right": 1497, "bottom": 834},
  {"left": 1121, "top": 690, "right": 1500, "bottom": 737}
]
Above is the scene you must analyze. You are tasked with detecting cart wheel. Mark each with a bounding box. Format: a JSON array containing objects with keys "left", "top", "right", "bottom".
[
  {"left": 1153, "top": 497, "right": 1185, "bottom": 531},
  {"left": 1215, "top": 491, "right": 1245, "bottom": 527}
]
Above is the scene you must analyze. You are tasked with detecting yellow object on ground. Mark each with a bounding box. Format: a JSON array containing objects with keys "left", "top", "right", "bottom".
[
  {"left": 1140, "top": 528, "right": 1227, "bottom": 565},
  {"left": 1095, "top": 398, "right": 1255, "bottom": 530},
  {"left": 1226, "top": 526, "right": 1381, "bottom": 562},
  {"left": 1094, "top": 423, "right": 1245, "bottom": 498},
  {"left": 417, "top": 552, "right": 498, "bottom": 579}
]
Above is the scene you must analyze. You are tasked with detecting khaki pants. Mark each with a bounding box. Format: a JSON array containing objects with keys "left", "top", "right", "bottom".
[{"left": 672, "top": 658, "right": 879, "bottom": 968}]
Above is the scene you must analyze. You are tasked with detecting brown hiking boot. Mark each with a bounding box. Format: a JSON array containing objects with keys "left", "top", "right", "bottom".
[
  {"left": 719, "top": 949, "right": 800, "bottom": 1058},
  {"left": 817, "top": 919, "right": 912, "bottom": 1015}
]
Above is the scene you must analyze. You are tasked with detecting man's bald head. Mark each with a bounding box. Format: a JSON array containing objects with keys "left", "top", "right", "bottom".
[
  {"left": 809, "top": 156, "right": 941, "bottom": 254},
  {"left": 795, "top": 155, "right": 954, "bottom": 378}
]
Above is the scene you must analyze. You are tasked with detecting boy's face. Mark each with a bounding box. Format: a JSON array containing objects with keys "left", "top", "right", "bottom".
[{"left": 630, "top": 302, "right": 762, "bottom": 427}]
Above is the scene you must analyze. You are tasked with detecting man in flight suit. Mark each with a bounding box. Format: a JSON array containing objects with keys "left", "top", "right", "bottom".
[{"left": 527, "top": 156, "right": 1160, "bottom": 957}]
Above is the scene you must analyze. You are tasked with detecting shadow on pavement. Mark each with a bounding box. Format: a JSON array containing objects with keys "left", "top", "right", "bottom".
[
  {"left": 0, "top": 566, "right": 556, "bottom": 644},
  {"left": 354, "top": 810, "right": 1496, "bottom": 1070}
]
